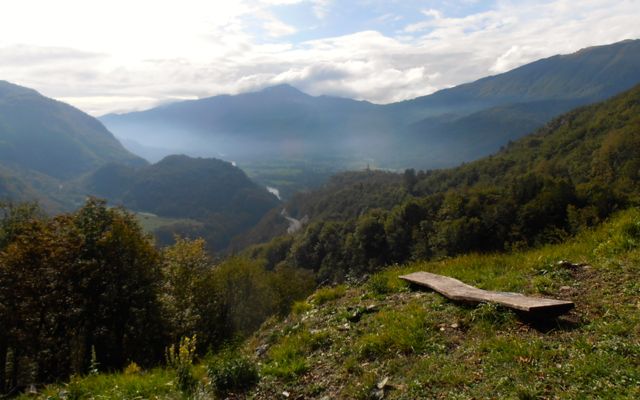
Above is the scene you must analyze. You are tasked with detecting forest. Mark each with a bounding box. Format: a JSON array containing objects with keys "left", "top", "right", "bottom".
[{"left": 0, "top": 199, "right": 314, "bottom": 392}]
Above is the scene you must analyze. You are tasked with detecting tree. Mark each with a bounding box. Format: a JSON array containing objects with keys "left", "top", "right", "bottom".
[
  {"left": 160, "top": 237, "right": 222, "bottom": 351},
  {"left": 403, "top": 168, "right": 417, "bottom": 194},
  {"left": 0, "top": 198, "right": 164, "bottom": 390}
]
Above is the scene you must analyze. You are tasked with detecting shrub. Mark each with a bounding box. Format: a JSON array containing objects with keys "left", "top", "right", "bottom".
[
  {"left": 207, "top": 351, "right": 259, "bottom": 395},
  {"left": 291, "top": 300, "right": 312, "bottom": 315},
  {"left": 124, "top": 362, "right": 142, "bottom": 376},
  {"left": 166, "top": 335, "right": 198, "bottom": 394}
]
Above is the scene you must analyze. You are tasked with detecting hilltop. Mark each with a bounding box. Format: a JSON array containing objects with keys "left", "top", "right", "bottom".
[
  {"left": 24, "top": 208, "right": 640, "bottom": 399},
  {"left": 241, "top": 209, "right": 640, "bottom": 399}
]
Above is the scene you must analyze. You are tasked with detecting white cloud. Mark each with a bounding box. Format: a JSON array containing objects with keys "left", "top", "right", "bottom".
[
  {"left": 261, "top": 12, "right": 298, "bottom": 37},
  {"left": 312, "top": 0, "right": 333, "bottom": 19},
  {"left": 1, "top": 0, "right": 639, "bottom": 115}
]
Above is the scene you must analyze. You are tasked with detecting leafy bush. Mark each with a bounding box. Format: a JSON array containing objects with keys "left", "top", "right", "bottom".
[
  {"left": 207, "top": 351, "right": 259, "bottom": 395},
  {"left": 123, "top": 362, "right": 142, "bottom": 376},
  {"left": 291, "top": 300, "right": 312, "bottom": 315}
]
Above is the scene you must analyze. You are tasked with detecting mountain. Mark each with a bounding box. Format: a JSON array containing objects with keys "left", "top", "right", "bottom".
[
  {"left": 14, "top": 84, "right": 640, "bottom": 399},
  {"left": 101, "top": 40, "right": 640, "bottom": 171},
  {"left": 0, "top": 81, "right": 146, "bottom": 181},
  {"left": 394, "top": 39, "right": 640, "bottom": 118},
  {"left": 0, "top": 81, "right": 149, "bottom": 211},
  {"left": 392, "top": 39, "right": 640, "bottom": 166},
  {"left": 83, "top": 154, "right": 280, "bottom": 250},
  {"left": 101, "top": 84, "right": 390, "bottom": 163}
]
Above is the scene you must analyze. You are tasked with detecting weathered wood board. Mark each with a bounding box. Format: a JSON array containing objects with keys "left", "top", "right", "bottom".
[{"left": 399, "top": 271, "right": 574, "bottom": 316}]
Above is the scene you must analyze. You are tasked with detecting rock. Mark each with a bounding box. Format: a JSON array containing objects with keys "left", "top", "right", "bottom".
[
  {"left": 347, "top": 311, "right": 362, "bottom": 322},
  {"left": 255, "top": 344, "right": 269, "bottom": 357},
  {"left": 450, "top": 323, "right": 459, "bottom": 329},
  {"left": 557, "top": 260, "right": 591, "bottom": 270},
  {"left": 559, "top": 286, "right": 572, "bottom": 292},
  {"left": 377, "top": 377, "right": 389, "bottom": 389},
  {"left": 338, "top": 322, "right": 351, "bottom": 331},
  {"left": 282, "top": 390, "right": 290, "bottom": 398}
]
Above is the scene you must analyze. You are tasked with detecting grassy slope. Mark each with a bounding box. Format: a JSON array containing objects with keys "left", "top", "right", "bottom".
[
  {"left": 249, "top": 208, "right": 640, "bottom": 399},
  {"left": 26, "top": 208, "right": 640, "bottom": 399}
]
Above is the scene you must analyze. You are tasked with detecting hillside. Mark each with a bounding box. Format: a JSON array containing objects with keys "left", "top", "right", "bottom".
[
  {"left": 6, "top": 51, "right": 640, "bottom": 400},
  {"left": 101, "top": 40, "right": 640, "bottom": 172},
  {"left": 0, "top": 81, "right": 148, "bottom": 212},
  {"left": 83, "top": 155, "right": 280, "bottom": 250},
  {"left": 242, "top": 209, "right": 640, "bottom": 399},
  {"left": 0, "top": 81, "right": 146, "bottom": 180},
  {"left": 395, "top": 39, "right": 640, "bottom": 117},
  {"left": 24, "top": 208, "right": 640, "bottom": 399},
  {"left": 239, "top": 83, "right": 640, "bottom": 279}
]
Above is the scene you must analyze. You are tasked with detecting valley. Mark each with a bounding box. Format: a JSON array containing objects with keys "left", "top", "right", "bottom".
[{"left": 1, "top": 27, "right": 640, "bottom": 399}]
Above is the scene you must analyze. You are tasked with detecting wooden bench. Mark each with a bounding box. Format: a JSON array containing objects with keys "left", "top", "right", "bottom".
[{"left": 399, "top": 271, "right": 574, "bottom": 317}]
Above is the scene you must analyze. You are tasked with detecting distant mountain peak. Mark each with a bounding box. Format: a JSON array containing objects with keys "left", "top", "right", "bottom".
[
  {"left": 258, "top": 83, "right": 307, "bottom": 97},
  {"left": 0, "top": 80, "right": 41, "bottom": 98}
]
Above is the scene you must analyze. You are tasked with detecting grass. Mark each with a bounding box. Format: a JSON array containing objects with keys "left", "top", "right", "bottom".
[
  {"left": 311, "top": 284, "right": 346, "bottom": 305},
  {"left": 357, "top": 300, "right": 447, "bottom": 359},
  {"left": 247, "top": 208, "right": 640, "bottom": 399},
  {"left": 261, "top": 326, "right": 331, "bottom": 379},
  {"left": 26, "top": 369, "right": 179, "bottom": 400}
]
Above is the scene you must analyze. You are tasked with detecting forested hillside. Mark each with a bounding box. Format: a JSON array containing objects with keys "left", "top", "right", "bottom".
[
  {"left": 244, "top": 83, "right": 640, "bottom": 281},
  {"left": 0, "top": 81, "right": 148, "bottom": 213},
  {"left": 18, "top": 205, "right": 640, "bottom": 399},
  {"left": 0, "top": 81, "right": 145, "bottom": 180},
  {"left": 83, "top": 155, "right": 280, "bottom": 250}
]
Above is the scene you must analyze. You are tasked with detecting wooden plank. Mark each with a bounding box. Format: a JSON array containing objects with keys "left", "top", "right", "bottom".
[{"left": 399, "top": 271, "right": 574, "bottom": 316}]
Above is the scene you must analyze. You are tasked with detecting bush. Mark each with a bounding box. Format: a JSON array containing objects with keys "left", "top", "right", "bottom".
[
  {"left": 312, "top": 285, "right": 346, "bottom": 305},
  {"left": 124, "top": 362, "right": 142, "bottom": 376},
  {"left": 165, "top": 335, "right": 198, "bottom": 394},
  {"left": 207, "top": 351, "right": 259, "bottom": 395}
]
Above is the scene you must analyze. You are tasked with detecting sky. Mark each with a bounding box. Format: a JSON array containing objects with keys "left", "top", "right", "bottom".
[{"left": 1, "top": 0, "right": 639, "bottom": 115}]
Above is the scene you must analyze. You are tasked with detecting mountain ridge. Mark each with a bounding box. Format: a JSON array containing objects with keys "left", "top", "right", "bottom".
[{"left": 101, "top": 39, "right": 640, "bottom": 169}]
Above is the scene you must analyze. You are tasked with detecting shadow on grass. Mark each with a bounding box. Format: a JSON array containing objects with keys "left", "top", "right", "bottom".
[
  {"left": 516, "top": 311, "right": 584, "bottom": 333},
  {"left": 407, "top": 283, "right": 584, "bottom": 333}
]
